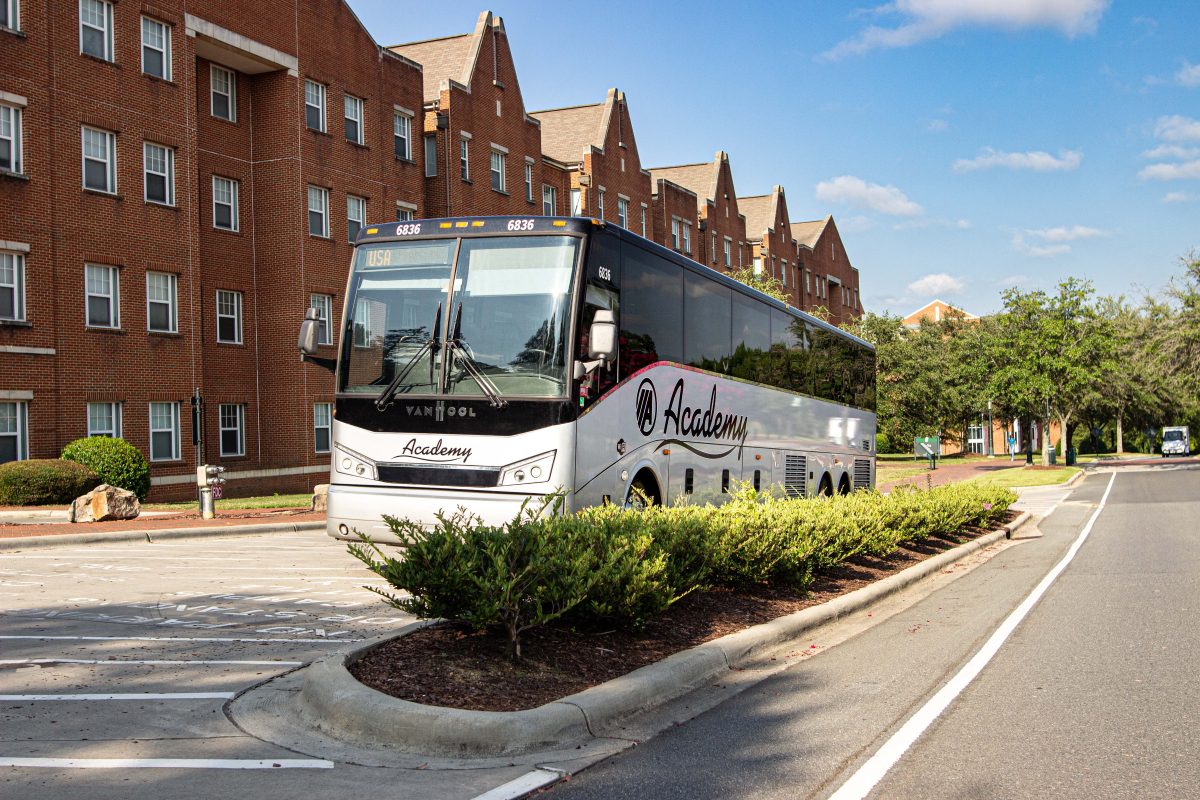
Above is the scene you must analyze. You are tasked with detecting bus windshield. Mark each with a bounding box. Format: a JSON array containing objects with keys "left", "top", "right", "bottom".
[{"left": 340, "top": 235, "right": 579, "bottom": 400}]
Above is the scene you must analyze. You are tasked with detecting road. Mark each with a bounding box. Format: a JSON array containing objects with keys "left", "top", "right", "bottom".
[{"left": 546, "top": 466, "right": 1200, "bottom": 799}]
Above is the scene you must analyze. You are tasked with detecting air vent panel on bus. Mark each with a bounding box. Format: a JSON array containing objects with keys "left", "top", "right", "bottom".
[
  {"left": 853, "top": 458, "right": 872, "bottom": 490},
  {"left": 376, "top": 463, "right": 500, "bottom": 488},
  {"left": 784, "top": 455, "right": 807, "bottom": 498}
]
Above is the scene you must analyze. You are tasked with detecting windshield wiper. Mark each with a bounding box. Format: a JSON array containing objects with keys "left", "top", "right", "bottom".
[
  {"left": 447, "top": 303, "right": 507, "bottom": 409},
  {"left": 376, "top": 302, "right": 441, "bottom": 411}
]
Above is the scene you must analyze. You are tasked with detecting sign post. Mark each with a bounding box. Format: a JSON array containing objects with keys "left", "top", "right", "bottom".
[{"left": 914, "top": 436, "right": 941, "bottom": 470}]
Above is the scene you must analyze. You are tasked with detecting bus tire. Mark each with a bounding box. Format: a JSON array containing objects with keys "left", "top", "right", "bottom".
[
  {"left": 837, "top": 474, "right": 851, "bottom": 495},
  {"left": 626, "top": 470, "right": 661, "bottom": 509},
  {"left": 817, "top": 474, "right": 834, "bottom": 497}
]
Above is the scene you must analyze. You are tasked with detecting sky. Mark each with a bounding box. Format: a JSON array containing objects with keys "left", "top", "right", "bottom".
[{"left": 347, "top": 0, "right": 1199, "bottom": 317}]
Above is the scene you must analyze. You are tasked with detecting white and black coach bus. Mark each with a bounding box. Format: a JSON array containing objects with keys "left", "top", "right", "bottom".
[{"left": 298, "top": 216, "right": 876, "bottom": 540}]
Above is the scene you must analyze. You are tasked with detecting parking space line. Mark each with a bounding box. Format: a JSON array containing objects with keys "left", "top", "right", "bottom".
[
  {"left": 0, "top": 757, "right": 334, "bottom": 769},
  {"left": 0, "top": 692, "right": 235, "bottom": 701},
  {"left": 470, "top": 769, "right": 563, "bottom": 799}
]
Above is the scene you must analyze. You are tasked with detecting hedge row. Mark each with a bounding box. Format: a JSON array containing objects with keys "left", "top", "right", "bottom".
[
  {"left": 0, "top": 459, "right": 101, "bottom": 506},
  {"left": 350, "top": 483, "right": 1017, "bottom": 660}
]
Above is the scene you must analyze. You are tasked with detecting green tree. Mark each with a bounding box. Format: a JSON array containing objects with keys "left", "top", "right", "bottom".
[{"left": 728, "top": 267, "right": 788, "bottom": 304}]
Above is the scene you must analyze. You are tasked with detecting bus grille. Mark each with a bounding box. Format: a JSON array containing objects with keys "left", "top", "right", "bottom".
[
  {"left": 784, "top": 455, "right": 807, "bottom": 498},
  {"left": 853, "top": 459, "right": 872, "bottom": 490},
  {"left": 376, "top": 464, "right": 501, "bottom": 488}
]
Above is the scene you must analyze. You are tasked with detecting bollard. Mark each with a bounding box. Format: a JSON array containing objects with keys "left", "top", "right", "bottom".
[{"left": 199, "top": 486, "right": 215, "bottom": 519}]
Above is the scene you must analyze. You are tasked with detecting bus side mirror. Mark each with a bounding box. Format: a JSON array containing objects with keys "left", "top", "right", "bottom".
[
  {"left": 298, "top": 308, "right": 320, "bottom": 356},
  {"left": 588, "top": 309, "right": 617, "bottom": 364}
]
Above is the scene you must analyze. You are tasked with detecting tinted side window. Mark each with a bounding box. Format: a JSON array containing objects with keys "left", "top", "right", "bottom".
[
  {"left": 810, "top": 323, "right": 835, "bottom": 402},
  {"left": 621, "top": 243, "right": 683, "bottom": 373},
  {"left": 683, "top": 270, "right": 731, "bottom": 372},
  {"left": 731, "top": 292, "right": 772, "bottom": 383},
  {"left": 578, "top": 232, "right": 621, "bottom": 407},
  {"left": 857, "top": 346, "right": 877, "bottom": 411}
]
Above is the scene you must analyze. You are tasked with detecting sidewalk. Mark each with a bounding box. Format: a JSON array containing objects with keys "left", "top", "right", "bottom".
[
  {"left": 877, "top": 457, "right": 1025, "bottom": 493},
  {"left": 0, "top": 506, "right": 325, "bottom": 542}
]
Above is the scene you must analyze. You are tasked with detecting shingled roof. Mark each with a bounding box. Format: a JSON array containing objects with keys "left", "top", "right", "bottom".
[
  {"left": 648, "top": 162, "right": 715, "bottom": 206},
  {"left": 389, "top": 33, "right": 474, "bottom": 103},
  {"left": 528, "top": 102, "right": 606, "bottom": 164},
  {"left": 791, "top": 217, "right": 831, "bottom": 249},
  {"left": 739, "top": 194, "right": 775, "bottom": 239}
]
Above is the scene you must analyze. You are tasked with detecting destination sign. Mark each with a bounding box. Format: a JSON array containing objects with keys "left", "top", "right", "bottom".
[{"left": 356, "top": 216, "right": 593, "bottom": 242}]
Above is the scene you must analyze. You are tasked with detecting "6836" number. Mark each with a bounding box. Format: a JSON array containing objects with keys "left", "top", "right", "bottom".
[{"left": 506, "top": 218, "right": 535, "bottom": 231}]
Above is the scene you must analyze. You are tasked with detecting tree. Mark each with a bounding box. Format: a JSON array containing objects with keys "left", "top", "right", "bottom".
[{"left": 728, "top": 267, "right": 788, "bottom": 304}]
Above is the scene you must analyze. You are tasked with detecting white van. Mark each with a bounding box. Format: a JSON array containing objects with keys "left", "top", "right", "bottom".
[{"left": 1162, "top": 426, "right": 1190, "bottom": 457}]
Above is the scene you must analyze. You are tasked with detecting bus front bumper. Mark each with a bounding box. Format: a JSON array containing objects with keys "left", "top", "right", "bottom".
[{"left": 325, "top": 483, "right": 561, "bottom": 542}]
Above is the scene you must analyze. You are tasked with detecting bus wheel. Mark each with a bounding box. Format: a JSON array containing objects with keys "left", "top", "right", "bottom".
[
  {"left": 625, "top": 471, "right": 660, "bottom": 509},
  {"left": 817, "top": 474, "right": 834, "bottom": 497},
  {"left": 837, "top": 474, "right": 851, "bottom": 495}
]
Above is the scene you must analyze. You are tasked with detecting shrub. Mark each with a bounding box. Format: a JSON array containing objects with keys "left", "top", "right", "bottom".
[
  {"left": 60, "top": 437, "right": 151, "bottom": 501},
  {"left": 0, "top": 459, "right": 101, "bottom": 506}
]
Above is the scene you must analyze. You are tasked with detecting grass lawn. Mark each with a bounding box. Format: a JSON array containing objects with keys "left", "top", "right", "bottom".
[
  {"left": 876, "top": 463, "right": 935, "bottom": 483},
  {"left": 1073, "top": 452, "right": 1151, "bottom": 464},
  {"left": 964, "top": 466, "right": 1081, "bottom": 488},
  {"left": 144, "top": 492, "right": 313, "bottom": 512}
]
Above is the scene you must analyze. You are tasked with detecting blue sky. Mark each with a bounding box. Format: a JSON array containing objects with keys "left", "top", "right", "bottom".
[{"left": 348, "top": 1, "right": 1199, "bottom": 317}]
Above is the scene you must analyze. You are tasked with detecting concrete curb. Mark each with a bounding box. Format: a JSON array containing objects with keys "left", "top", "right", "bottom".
[
  {"left": 1062, "top": 468, "right": 1086, "bottom": 487},
  {"left": 0, "top": 520, "right": 327, "bottom": 551},
  {"left": 297, "top": 511, "right": 1032, "bottom": 758}
]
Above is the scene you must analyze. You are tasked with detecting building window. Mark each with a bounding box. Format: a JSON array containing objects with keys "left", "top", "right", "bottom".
[
  {"left": 569, "top": 188, "right": 581, "bottom": 216},
  {"left": 146, "top": 271, "right": 177, "bottom": 333},
  {"left": 347, "top": 195, "right": 365, "bottom": 242},
  {"left": 640, "top": 204, "right": 647, "bottom": 238},
  {"left": 490, "top": 148, "right": 505, "bottom": 192},
  {"left": 723, "top": 237, "right": 732, "bottom": 268},
  {"left": 79, "top": 0, "right": 113, "bottom": 61},
  {"left": 314, "top": 402, "right": 331, "bottom": 453},
  {"left": 216, "top": 289, "right": 242, "bottom": 344},
  {"left": 141, "top": 17, "right": 171, "bottom": 80},
  {"left": 304, "top": 80, "right": 326, "bottom": 132},
  {"left": 711, "top": 232, "right": 717, "bottom": 264},
  {"left": 210, "top": 65, "right": 236, "bottom": 122},
  {"left": 1, "top": 0, "right": 19, "bottom": 31},
  {"left": 524, "top": 160, "right": 534, "bottom": 202},
  {"left": 781, "top": 260, "right": 788, "bottom": 289},
  {"left": 805, "top": 270, "right": 811, "bottom": 294},
  {"left": 143, "top": 142, "right": 175, "bottom": 206},
  {"left": 0, "top": 104, "right": 20, "bottom": 174},
  {"left": 424, "top": 134, "right": 437, "bottom": 177},
  {"left": 597, "top": 188, "right": 605, "bottom": 219},
  {"left": 344, "top": 94, "right": 363, "bottom": 144},
  {"left": 459, "top": 136, "right": 469, "bottom": 181},
  {"left": 0, "top": 251, "right": 23, "bottom": 322},
  {"left": 212, "top": 176, "right": 238, "bottom": 231},
  {"left": 310, "top": 293, "right": 332, "bottom": 345},
  {"left": 542, "top": 185, "right": 556, "bottom": 216},
  {"left": 393, "top": 111, "right": 411, "bottom": 160},
  {"left": 87, "top": 401, "right": 122, "bottom": 438},
  {"left": 617, "top": 197, "right": 628, "bottom": 229},
  {"left": 396, "top": 203, "right": 415, "bottom": 221},
  {"left": 81, "top": 126, "right": 116, "bottom": 193},
  {"left": 85, "top": 263, "right": 119, "bottom": 328},
  {"left": 752, "top": 256, "right": 762, "bottom": 277},
  {"left": 353, "top": 296, "right": 374, "bottom": 348},
  {"left": 307, "top": 186, "right": 329, "bottom": 237},
  {"left": 682, "top": 221, "right": 692, "bottom": 254},
  {"left": 0, "top": 401, "right": 28, "bottom": 463},
  {"left": 149, "top": 401, "right": 180, "bottom": 462},
  {"left": 671, "top": 218, "right": 680, "bottom": 250},
  {"left": 219, "top": 403, "right": 245, "bottom": 457}
]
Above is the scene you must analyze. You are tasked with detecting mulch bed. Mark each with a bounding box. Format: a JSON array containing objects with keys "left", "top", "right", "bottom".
[{"left": 351, "top": 512, "right": 1017, "bottom": 713}]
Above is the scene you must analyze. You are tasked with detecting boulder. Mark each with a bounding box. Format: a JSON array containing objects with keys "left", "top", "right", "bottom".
[
  {"left": 69, "top": 484, "right": 141, "bottom": 523},
  {"left": 312, "top": 484, "right": 329, "bottom": 512}
]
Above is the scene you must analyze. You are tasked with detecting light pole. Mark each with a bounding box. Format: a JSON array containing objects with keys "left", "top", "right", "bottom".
[{"left": 987, "top": 399, "right": 994, "bottom": 458}]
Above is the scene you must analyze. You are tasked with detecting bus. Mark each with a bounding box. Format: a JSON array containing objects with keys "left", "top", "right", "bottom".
[{"left": 298, "top": 216, "right": 876, "bottom": 541}]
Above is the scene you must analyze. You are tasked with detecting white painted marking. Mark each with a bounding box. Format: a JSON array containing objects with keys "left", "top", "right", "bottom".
[
  {"left": 0, "top": 757, "right": 334, "bottom": 769},
  {"left": 0, "top": 658, "right": 302, "bottom": 666},
  {"left": 470, "top": 768, "right": 563, "bottom": 800},
  {"left": 0, "top": 692, "right": 234, "bottom": 701},
  {"left": 0, "top": 635, "right": 362, "bottom": 643},
  {"left": 829, "top": 471, "right": 1116, "bottom": 800}
]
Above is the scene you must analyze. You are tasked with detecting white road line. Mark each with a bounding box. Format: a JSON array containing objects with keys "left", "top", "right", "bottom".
[
  {"left": 0, "top": 635, "right": 362, "bottom": 643},
  {"left": 0, "top": 757, "right": 334, "bottom": 769},
  {"left": 0, "top": 692, "right": 234, "bottom": 701},
  {"left": 0, "top": 658, "right": 302, "bottom": 666},
  {"left": 829, "top": 471, "right": 1117, "bottom": 800},
  {"left": 470, "top": 768, "right": 563, "bottom": 800}
]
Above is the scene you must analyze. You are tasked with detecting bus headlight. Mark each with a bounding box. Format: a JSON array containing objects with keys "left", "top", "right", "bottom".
[
  {"left": 334, "top": 445, "right": 377, "bottom": 481},
  {"left": 499, "top": 451, "right": 556, "bottom": 486}
]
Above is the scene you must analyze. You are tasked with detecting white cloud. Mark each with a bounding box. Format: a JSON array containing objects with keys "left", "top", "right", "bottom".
[
  {"left": 1162, "top": 192, "right": 1190, "bottom": 203},
  {"left": 1177, "top": 61, "right": 1200, "bottom": 87},
  {"left": 907, "top": 273, "right": 966, "bottom": 297},
  {"left": 1028, "top": 225, "right": 1110, "bottom": 242},
  {"left": 1012, "top": 225, "right": 1110, "bottom": 257},
  {"left": 1139, "top": 160, "right": 1200, "bottom": 180},
  {"left": 953, "top": 147, "right": 1082, "bottom": 172},
  {"left": 1141, "top": 144, "right": 1200, "bottom": 160},
  {"left": 926, "top": 119, "right": 949, "bottom": 132},
  {"left": 892, "top": 217, "right": 973, "bottom": 231},
  {"left": 822, "top": 0, "right": 1110, "bottom": 60},
  {"left": 815, "top": 175, "right": 923, "bottom": 216},
  {"left": 1154, "top": 115, "right": 1200, "bottom": 142}
]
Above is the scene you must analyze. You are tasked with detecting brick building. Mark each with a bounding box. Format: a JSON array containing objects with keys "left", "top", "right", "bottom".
[
  {"left": 740, "top": 186, "right": 799, "bottom": 303},
  {"left": 648, "top": 151, "right": 747, "bottom": 273},
  {"left": 791, "top": 216, "right": 863, "bottom": 325}
]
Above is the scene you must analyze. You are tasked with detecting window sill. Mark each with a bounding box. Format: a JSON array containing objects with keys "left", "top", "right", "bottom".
[
  {"left": 83, "top": 188, "right": 120, "bottom": 199},
  {"left": 86, "top": 325, "right": 125, "bottom": 334},
  {"left": 492, "top": 187, "right": 510, "bottom": 196},
  {"left": 210, "top": 114, "right": 238, "bottom": 126},
  {"left": 145, "top": 200, "right": 178, "bottom": 210},
  {"left": 219, "top": 454, "right": 247, "bottom": 461},
  {"left": 0, "top": 319, "right": 32, "bottom": 328},
  {"left": 0, "top": 25, "right": 26, "bottom": 38},
  {"left": 216, "top": 340, "right": 244, "bottom": 347},
  {"left": 0, "top": 169, "right": 28, "bottom": 182},
  {"left": 150, "top": 459, "right": 182, "bottom": 465},
  {"left": 148, "top": 329, "right": 182, "bottom": 338},
  {"left": 143, "top": 73, "right": 177, "bottom": 87},
  {"left": 308, "top": 233, "right": 332, "bottom": 241},
  {"left": 395, "top": 155, "right": 416, "bottom": 165},
  {"left": 80, "top": 52, "right": 118, "bottom": 68},
  {"left": 212, "top": 225, "right": 241, "bottom": 235},
  {"left": 461, "top": 177, "right": 473, "bottom": 184},
  {"left": 307, "top": 127, "right": 330, "bottom": 137},
  {"left": 348, "top": 140, "right": 369, "bottom": 150}
]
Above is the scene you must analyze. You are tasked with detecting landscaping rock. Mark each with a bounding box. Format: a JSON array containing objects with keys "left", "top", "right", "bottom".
[
  {"left": 312, "top": 484, "right": 329, "bottom": 512},
  {"left": 69, "top": 484, "right": 141, "bottom": 523}
]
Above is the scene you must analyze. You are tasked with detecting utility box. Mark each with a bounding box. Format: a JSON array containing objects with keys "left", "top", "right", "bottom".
[{"left": 914, "top": 436, "right": 940, "bottom": 469}]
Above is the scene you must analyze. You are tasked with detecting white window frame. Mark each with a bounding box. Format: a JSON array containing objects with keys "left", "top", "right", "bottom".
[
  {"left": 569, "top": 188, "right": 581, "bottom": 216},
  {"left": 0, "top": 400, "right": 28, "bottom": 463},
  {"left": 806, "top": 269, "right": 811, "bottom": 294},
  {"left": 79, "top": 0, "right": 113, "bottom": 61},
  {"left": 344, "top": 94, "right": 363, "bottom": 145},
  {"left": 424, "top": 134, "right": 437, "bottom": 177},
  {"left": 143, "top": 142, "right": 175, "bottom": 206},
  {"left": 393, "top": 109, "right": 411, "bottom": 160},
  {"left": 218, "top": 403, "right": 245, "bottom": 457},
  {"left": 617, "top": 197, "right": 629, "bottom": 229},
  {"left": 597, "top": 188, "right": 605, "bottom": 219},
  {"left": 313, "top": 402, "right": 331, "bottom": 453},
  {"left": 310, "top": 293, "right": 332, "bottom": 345},
  {"left": 212, "top": 175, "right": 239, "bottom": 231},
  {"left": 781, "top": 259, "right": 788, "bottom": 289},
  {"left": 490, "top": 147, "right": 506, "bottom": 192},
  {"left": 210, "top": 64, "right": 236, "bottom": 122},
  {"left": 307, "top": 185, "right": 329, "bottom": 238},
  {"left": 140, "top": 16, "right": 171, "bottom": 81},
  {"left": 148, "top": 401, "right": 180, "bottom": 462},
  {"left": 396, "top": 201, "right": 416, "bottom": 221},
  {"left": 640, "top": 204, "right": 647, "bottom": 238},
  {"left": 304, "top": 80, "right": 326, "bottom": 132},
  {"left": 81, "top": 126, "right": 116, "bottom": 194},
  {"left": 216, "top": 288, "right": 243, "bottom": 344},
  {"left": 0, "top": 103, "right": 21, "bottom": 174},
  {"left": 752, "top": 256, "right": 762, "bottom": 277},
  {"left": 84, "top": 263, "right": 119, "bottom": 328},
  {"left": 347, "top": 195, "right": 366, "bottom": 242},
  {"left": 524, "top": 158, "right": 534, "bottom": 202},
  {"left": 671, "top": 218, "right": 680, "bottom": 250},
  {"left": 459, "top": 135, "right": 470, "bottom": 181},
  {"left": 723, "top": 237, "right": 732, "bottom": 268},
  {"left": 145, "top": 271, "right": 178, "bottom": 333},
  {"left": 87, "top": 401, "right": 122, "bottom": 438},
  {"left": 353, "top": 295, "right": 374, "bottom": 348},
  {"left": 542, "top": 185, "right": 556, "bottom": 216},
  {"left": 0, "top": 251, "right": 24, "bottom": 322},
  {"left": 682, "top": 220, "right": 692, "bottom": 254},
  {"left": 2, "top": 0, "right": 20, "bottom": 31},
  {"left": 711, "top": 232, "right": 717, "bottom": 264}
]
